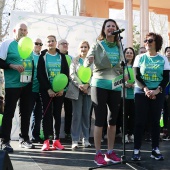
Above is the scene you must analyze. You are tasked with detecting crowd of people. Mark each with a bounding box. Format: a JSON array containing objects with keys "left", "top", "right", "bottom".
[{"left": 0, "top": 19, "right": 170, "bottom": 166}]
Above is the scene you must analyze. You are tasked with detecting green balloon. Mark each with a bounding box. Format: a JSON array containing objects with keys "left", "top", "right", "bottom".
[
  {"left": 160, "top": 117, "right": 164, "bottom": 127},
  {"left": 0, "top": 114, "right": 3, "bottom": 126},
  {"left": 65, "top": 55, "right": 71, "bottom": 67},
  {"left": 52, "top": 74, "right": 68, "bottom": 92},
  {"left": 18, "top": 37, "right": 34, "bottom": 59},
  {"left": 77, "top": 66, "right": 92, "bottom": 83},
  {"left": 39, "top": 129, "right": 44, "bottom": 140},
  {"left": 127, "top": 68, "right": 135, "bottom": 83}
]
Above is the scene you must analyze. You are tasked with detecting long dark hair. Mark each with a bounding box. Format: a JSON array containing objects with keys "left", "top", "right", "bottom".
[
  {"left": 97, "top": 19, "right": 119, "bottom": 42},
  {"left": 164, "top": 46, "right": 170, "bottom": 54}
]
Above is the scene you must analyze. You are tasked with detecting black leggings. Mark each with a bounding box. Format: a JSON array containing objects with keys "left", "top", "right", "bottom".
[{"left": 91, "top": 87, "right": 121, "bottom": 127}]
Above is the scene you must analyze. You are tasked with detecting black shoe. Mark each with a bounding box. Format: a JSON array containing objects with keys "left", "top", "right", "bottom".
[
  {"left": 19, "top": 140, "right": 33, "bottom": 149},
  {"left": 65, "top": 134, "right": 71, "bottom": 141},
  {"left": 1, "top": 142, "right": 13, "bottom": 153},
  {"left": 131, "top": 149, "right": 141, "bottom": 161},
  {"left": 150, "top": 148, "right": 164, "bottom": 160}
]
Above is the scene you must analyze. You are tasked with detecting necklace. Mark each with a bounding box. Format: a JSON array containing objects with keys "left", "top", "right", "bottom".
[{"left": 104, "top": 39, "right": 116, "bottom": 48}]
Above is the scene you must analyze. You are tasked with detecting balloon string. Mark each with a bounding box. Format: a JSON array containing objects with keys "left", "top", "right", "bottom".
[{"left": 43, "top": 97, "right": 53, "bottom": 116}]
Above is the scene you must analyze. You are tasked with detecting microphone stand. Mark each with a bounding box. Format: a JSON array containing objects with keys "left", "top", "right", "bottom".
[{"left": 89, "top": 33, "right": 149, "bottom": 170}]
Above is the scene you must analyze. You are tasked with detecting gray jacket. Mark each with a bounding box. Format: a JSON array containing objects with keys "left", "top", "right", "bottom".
[
  {"left": 84, "top": 40, "right": 124, "bottom": 80},
  {"left": 65, "top": 56, "right": 91, "bottom": 100}
]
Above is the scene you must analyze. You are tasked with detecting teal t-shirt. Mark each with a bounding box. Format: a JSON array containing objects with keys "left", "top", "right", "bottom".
[
  {"left": 4, "top": 40, "right": 33, "bottom": 88},
  {"left": 32, "top": 52, "right": 40, "bottom": 93},
  {"left": 46, "top": 52, "right": 61, "bottom": 85},
  {"left": 138, "top": 54, "right": 165, "bottom": 89},
  {"left": 91, "top": 40, "right": 121, "bottom": 91}
]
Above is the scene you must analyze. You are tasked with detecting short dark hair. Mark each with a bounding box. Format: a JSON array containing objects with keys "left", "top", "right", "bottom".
[
  {"left": 97, "top": 19, "right": 119, "bottom": 42},
  {"left": 145, "top": 32, "right": 163, "bottom": 52},
  {"left": 47, "top": 35, "right": 56, "bottom": 41},
  {"left": 164, "top": 46, "right": 170, "bottom": 54},
  {"left": 124, "top": 47, "right": 135, "bottom": 65}
]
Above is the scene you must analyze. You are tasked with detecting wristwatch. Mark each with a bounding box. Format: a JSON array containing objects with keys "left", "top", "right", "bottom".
[{"left": 158, "top": 86, "right": 162, "bottom": 93}]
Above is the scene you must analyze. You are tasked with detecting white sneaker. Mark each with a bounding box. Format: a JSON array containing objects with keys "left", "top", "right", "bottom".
[
  {"left": 122, "top": 134, "right": 129, "bottom": 143},
  {"left": 129, "top": 134, "right": 134, "bottom": 143},
  {"left": 82, "top": 138, "right": 91, "bottom": 148},
  {"left": 72, "top": 141, "right": 79, "bottom": 149}
]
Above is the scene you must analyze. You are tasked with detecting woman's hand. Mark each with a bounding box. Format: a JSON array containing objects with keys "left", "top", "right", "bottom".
[
  {"left": 56, "top": 90, "right": 64, "bottom": 97},
  {"left": 79, "top": 84, "right": 89, "bottom": 93},
  {"left": 47, "top": 89, "right": 56, "bottom": 98},
  {"left": 88, "top": 56, "right": 94, "bottom": 64}
]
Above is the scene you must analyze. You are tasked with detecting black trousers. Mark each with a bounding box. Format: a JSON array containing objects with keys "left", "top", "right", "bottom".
[
  {"left": 31, "top": 92, "right": 43, "bottom": 140},
  {"left": 134, "top": 92, "right": 164, "bottom": 149},
  {"left": 63, "top": 94, "right": 72, "bottom": 134},
  {"left": 40, "top": 91, "right": 64, "bottom": 140},
  {"left": 1, "top": 83, "right": 32, "bottom": 143}
]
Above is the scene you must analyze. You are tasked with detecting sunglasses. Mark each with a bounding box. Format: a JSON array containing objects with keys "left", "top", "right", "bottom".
[
  {"left": 144, "top": 39, "right": 155, "bottom": 43},
  {"left": 47, "top": 40, "right": 56, "bottom": 43},
  {"left": 80, "top": 46, "right": 88, "bottom": 48},
  {"left": 35, "top": 42, "right": 43, "bottom": 46}
]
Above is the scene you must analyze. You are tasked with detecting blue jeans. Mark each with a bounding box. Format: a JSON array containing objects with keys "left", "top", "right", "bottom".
[{"left": 71, "top": 92, "right": 92, "bottom": 141}]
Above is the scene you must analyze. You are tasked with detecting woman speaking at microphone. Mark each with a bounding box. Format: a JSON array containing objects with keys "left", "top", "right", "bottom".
[{"left": 84, "top": 19, "right": 124, "bottom": 166}]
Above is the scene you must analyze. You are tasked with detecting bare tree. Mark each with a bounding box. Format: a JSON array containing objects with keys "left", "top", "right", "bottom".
[
  {"left": 0, "top": 0, "right": 18, "bottom": 41},
  {"left": 56, "top": 0, "right": 61, "bottom": 15},
  {"left": 55, "top": 0, "right": 79, "bottom": 16},
  {"left": 33, "top": 0, "right": 47, "bottom": 13}
]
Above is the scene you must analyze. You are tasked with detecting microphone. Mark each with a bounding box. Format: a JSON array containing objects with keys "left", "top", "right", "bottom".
[{"left": 111, "top": 29, "right": 125, "bottom": 35}]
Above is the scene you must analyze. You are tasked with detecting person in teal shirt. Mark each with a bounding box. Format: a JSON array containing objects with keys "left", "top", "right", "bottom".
[
  {"left": 37, "top": 35, "right": 69, "bottom": 151},
  {"left": 0, "top": 22, "right": 34, "bottom": 152},
  {"left": 132, "top": 32, "right": 170, "bottom": 161},
  {"left": 162, "top": 46, "right": 170, "bottom": 141},
  {"left": 119, "top": 47, "right": 135, "bottom": 144},
  {"left": 30, "top": 38, "right": 43, "bottom": 144},
  {"left": 84, "top": 19, "right": 124, "bottom": 166}
]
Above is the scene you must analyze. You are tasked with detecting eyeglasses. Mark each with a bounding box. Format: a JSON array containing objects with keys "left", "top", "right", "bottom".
[
  {"left": 59, "top": 42, "right": 69, "bottom": 46},
  {"left": 144, "top": 39, "right": 155, "bottom": 43},
  {"left": 35, "top": 42, "right": 43, "bottom": 46},
  {"left": 47, "top": 40, "right": 56, "bottom": 43},
  {"left": 126, "top": 52, "right": 133, "bottom": 54}
]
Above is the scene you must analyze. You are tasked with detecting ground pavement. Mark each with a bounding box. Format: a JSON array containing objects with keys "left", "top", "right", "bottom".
[{"left": 8, "top": 137, "right": 170, "bottom": 170}]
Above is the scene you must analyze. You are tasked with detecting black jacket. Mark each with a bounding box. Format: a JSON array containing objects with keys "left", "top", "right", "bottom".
[{"left": 37, "top": 48, "right": 69, "bottom": 92}]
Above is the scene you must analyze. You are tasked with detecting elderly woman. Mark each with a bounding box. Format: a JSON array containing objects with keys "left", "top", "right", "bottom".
[{"left": 132, "top": 32, "right": 170, "bottom": 161}]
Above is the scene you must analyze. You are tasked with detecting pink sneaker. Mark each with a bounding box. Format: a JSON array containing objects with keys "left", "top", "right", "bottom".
[
  {"left": 105, "top": 151, "right": 121, "bottom": 163},
  {"left": 41, "top": 140, "right": 50, "bottom": 151},
  {"left": 52, "top": 140, "right": 65, "bottom": 150},
  {"left": 94, "top": 153, "right": 107, "bottom": 166}
]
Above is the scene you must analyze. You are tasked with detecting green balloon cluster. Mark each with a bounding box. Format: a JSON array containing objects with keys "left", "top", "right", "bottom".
[
  {"left": 52, "top": 74, "right": 68, "bottom": 92},
  {"left": 77, "top": 66, "right": 92, "bottom": 83},
  {"left": 127, "top": 68, "right": 135, "bottom": 83},
  {"left": 0, "top": 114, "right": 3, "bottom": 126},
  {"left": 65, "top": 55, "right": 71, "bottom": 67},
  {"left": 18, "top": 37, "right": 34, "bottom": 59}
]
